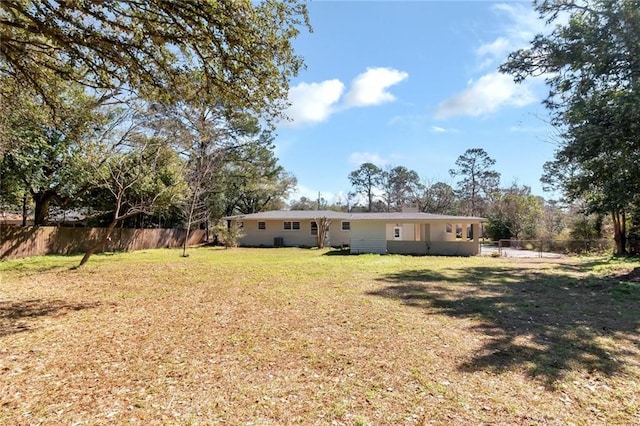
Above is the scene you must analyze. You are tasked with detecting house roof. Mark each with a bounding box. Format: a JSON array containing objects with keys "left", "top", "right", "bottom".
[{"left": 223, "top": 210, "right": 486, "bottom": 222}]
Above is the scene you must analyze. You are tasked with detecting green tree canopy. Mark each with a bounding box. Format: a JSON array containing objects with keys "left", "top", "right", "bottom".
[
  {"left": 381, "top": 166, "right": 422, "bottom": 212},
  {"left": 79, "top": 136, "right": 184, "bottom": 266},
  {"left": 417, "top": 181, "right": 458, "bottom": 215},
  {"left": 289, "top": 196, "right": 318, "bottom": 211},
  {"left": 211, "top": 140, "right": 296, "bottom": 217},
  {"left": 348, "top": 163, "right": 384, "bottom": 212},
  {"left": 0, "top": 0, "right": 309, "bottom": 121},
  {"left": 0, "top": 77, "right": 109, "bottom": 224},
  {"left": 486, "top": 184, "right": 543, "bottom": 240},
  {"left": 449, "top": 148, "right": 500, "bottom": 217},
  {"left": 501, "top": 0, "right": 640, "bottom": 254}
]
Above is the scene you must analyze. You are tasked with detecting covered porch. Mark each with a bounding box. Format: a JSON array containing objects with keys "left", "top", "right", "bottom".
[{"left": 385, "top": 221, "right": 482, "bottom": 256}]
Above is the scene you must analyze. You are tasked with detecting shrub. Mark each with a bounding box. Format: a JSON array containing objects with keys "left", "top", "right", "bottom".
[{"left": 214, "top": 223, "right": 245, "bottom": 248}]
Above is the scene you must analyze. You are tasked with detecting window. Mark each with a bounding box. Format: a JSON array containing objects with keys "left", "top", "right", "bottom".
[
  {"left": 284, "top": 221, "right": 300, "bottom": 231},
  {"left": 341, "top": 221, "right": 350, "bottom": 231},
  {"left": 237, "top": 221, "right": 244, "bottom": 229},
  {"left": 445, "top": 223, "right": 452, "bottom": 233},
  {"left": 393, "top": 226, "right": 402, "bottom": 240},
  {"left": 311, "top": 221, "right": 318, "bottom": 236},
  {"left": 258, "top": 221, "right": 266, "bottom": 230}
]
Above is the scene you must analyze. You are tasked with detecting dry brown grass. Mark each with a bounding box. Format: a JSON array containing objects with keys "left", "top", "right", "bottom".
[{"left": 1, "top": 248, "right": 639, "bottom": 425}]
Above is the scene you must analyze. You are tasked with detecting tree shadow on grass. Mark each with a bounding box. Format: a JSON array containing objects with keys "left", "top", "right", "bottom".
[
  {"left": 0, "top": 299, "right": 99, "bottom": 337},
  {"left": 368, "top": 264, "right": 640, "bottom": 388},
  {"left": 322, "top": 247, "right": 352, "bottom": 256}
]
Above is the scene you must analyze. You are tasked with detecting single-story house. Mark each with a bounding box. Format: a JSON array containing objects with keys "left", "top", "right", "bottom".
[{"left": 222, "top": 209, "right": 486, "bottom": 256}]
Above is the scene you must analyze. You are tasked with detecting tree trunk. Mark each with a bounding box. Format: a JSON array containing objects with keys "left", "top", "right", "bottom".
[
  {"left": 204, "top": 209, "right": 210, "bottom": 243},
  {"left": 182, "top": 194, "right": 197, "bottom": 257},
  {"left": 315, "top": 217, "right": 331, "bottom": 249},
  {"left": 32, "top": 192, "right": 54, "bottom": 225},
  {"left": 612, "top": 210, "right": 627, "bottom": 256},
  {"left": 182, "top": 226, "right": 191, "bottom": 257},
  {"left": 79, "top": 220, "right": 118, "bottom": 266},
  {"left": 79, "top": 190, "right": 124, "bottom": 267}
]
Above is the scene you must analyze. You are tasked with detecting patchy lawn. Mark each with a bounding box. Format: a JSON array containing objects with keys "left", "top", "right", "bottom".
[{"left": 1, "top": 248, "right": 639, "bottom": 425}]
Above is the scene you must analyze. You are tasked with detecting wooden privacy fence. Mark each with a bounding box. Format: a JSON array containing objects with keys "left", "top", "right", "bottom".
[{"left": 0, "top": 226, "right": 207, "bottom": 260}]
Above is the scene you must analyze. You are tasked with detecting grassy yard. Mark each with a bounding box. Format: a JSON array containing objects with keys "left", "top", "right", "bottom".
[{"left": 1, "top": 248, "right": 639, "bottom": 425}]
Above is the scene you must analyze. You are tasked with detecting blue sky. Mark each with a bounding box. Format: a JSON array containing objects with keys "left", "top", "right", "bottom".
[{"left": 275, "top": 1, "right": 558, "bottom": 205}]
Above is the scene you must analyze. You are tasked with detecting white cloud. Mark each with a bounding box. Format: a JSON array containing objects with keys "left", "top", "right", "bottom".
[
  {"left": 282, "top": 79, "right": 344, "bottom": 127},
  {"left": 492, "top": 3, "right": 547, "bottom": 43},
  {"left": 435, "top": 72, "right": 537, "bottom": 119},
  {"left": 281, "top": 67, "right": 408, "bottom": 128},
  {"left": 475, "top": 36, "right": 511, "bottom": 70},
  {"left": 476, "top": 36, "right": 511, "bottom": 58},
  {"left": 431, "top": 125, "right": 459, "bottom": 133},
  {"left": 343, "top": 67, "right": 408, "bottom": 107},
  {"left": 475, "top": 3, "right": 546, "bottom": 71},
  {"left": 348, "top": 152, "right": 390, "bottom": 167},
  {"left": 434, "top": 2, "right": 551, "bottom": 119}
]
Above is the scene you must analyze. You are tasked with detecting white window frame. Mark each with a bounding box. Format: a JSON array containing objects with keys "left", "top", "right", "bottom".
[
  {"left": 284, "top": 221, "right": 300, "bottom": 231},
  {"left": 257, "top": 221, "right": 266, "bottom": 231},
  {"left": 341, "top": 221, "right": 350, "bottom": 231},
  {"left": 310, "top": 221, "right": 318, "bottom": 236}
]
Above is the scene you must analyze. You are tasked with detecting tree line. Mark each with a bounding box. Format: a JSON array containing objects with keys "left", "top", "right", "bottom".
[
  {"left": 289, "top": 148, "right": 599, "bottom": 244},
  {"left": 500, "top": 0, "right": 640, "bottom": 256},
  {"left": 0, "top": 0, "right": 309, "bottom": 264}
]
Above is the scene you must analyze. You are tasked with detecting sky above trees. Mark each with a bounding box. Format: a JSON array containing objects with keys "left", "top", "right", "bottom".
[{"left": 275, "top": 1, "right": 560, "bottom": 204}]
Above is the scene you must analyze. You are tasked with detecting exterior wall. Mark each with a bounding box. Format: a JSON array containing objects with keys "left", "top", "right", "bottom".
[
  {"left": 227, "top": 212, "right": 485, "bottom": 255},
  {"left": 433, "top": 222, "right": 456, "bottom": 241},
  {"left": 232, "top": 216, "right": 482, "bottom": 254},
  {"left": 237, "top": 219, "right": 350, "bottom": 247},
  {"left": 431, "top": 222, "right": 481, "bottom": 243},
  {"left": 385, "top": 223, "right": 416, "bottom": 241},
  {"left": 428, "top": 241, "right": 478, "bottom": 256},
  {"left": 420, "top": 224, "right": 430, "bottom": 241},
  {"left": 387, "top": 240, "right": 429, "bottom": 255},
  {"left": 350, "top": 222, "right": 387, "bottom": 254},
  {"left": 387, "top": 240, "right": 478, "bottom": 256}
]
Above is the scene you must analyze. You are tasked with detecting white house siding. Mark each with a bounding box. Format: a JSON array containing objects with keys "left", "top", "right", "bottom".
[
  {"left": 237, "top": 219, "right": 350, "bottom": 247},
  {"left": 351, "top": 222, "right": 386, "bottom": 254},
  {"left": 385, "top": 223, "right": 417, "bottom": 240}
]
